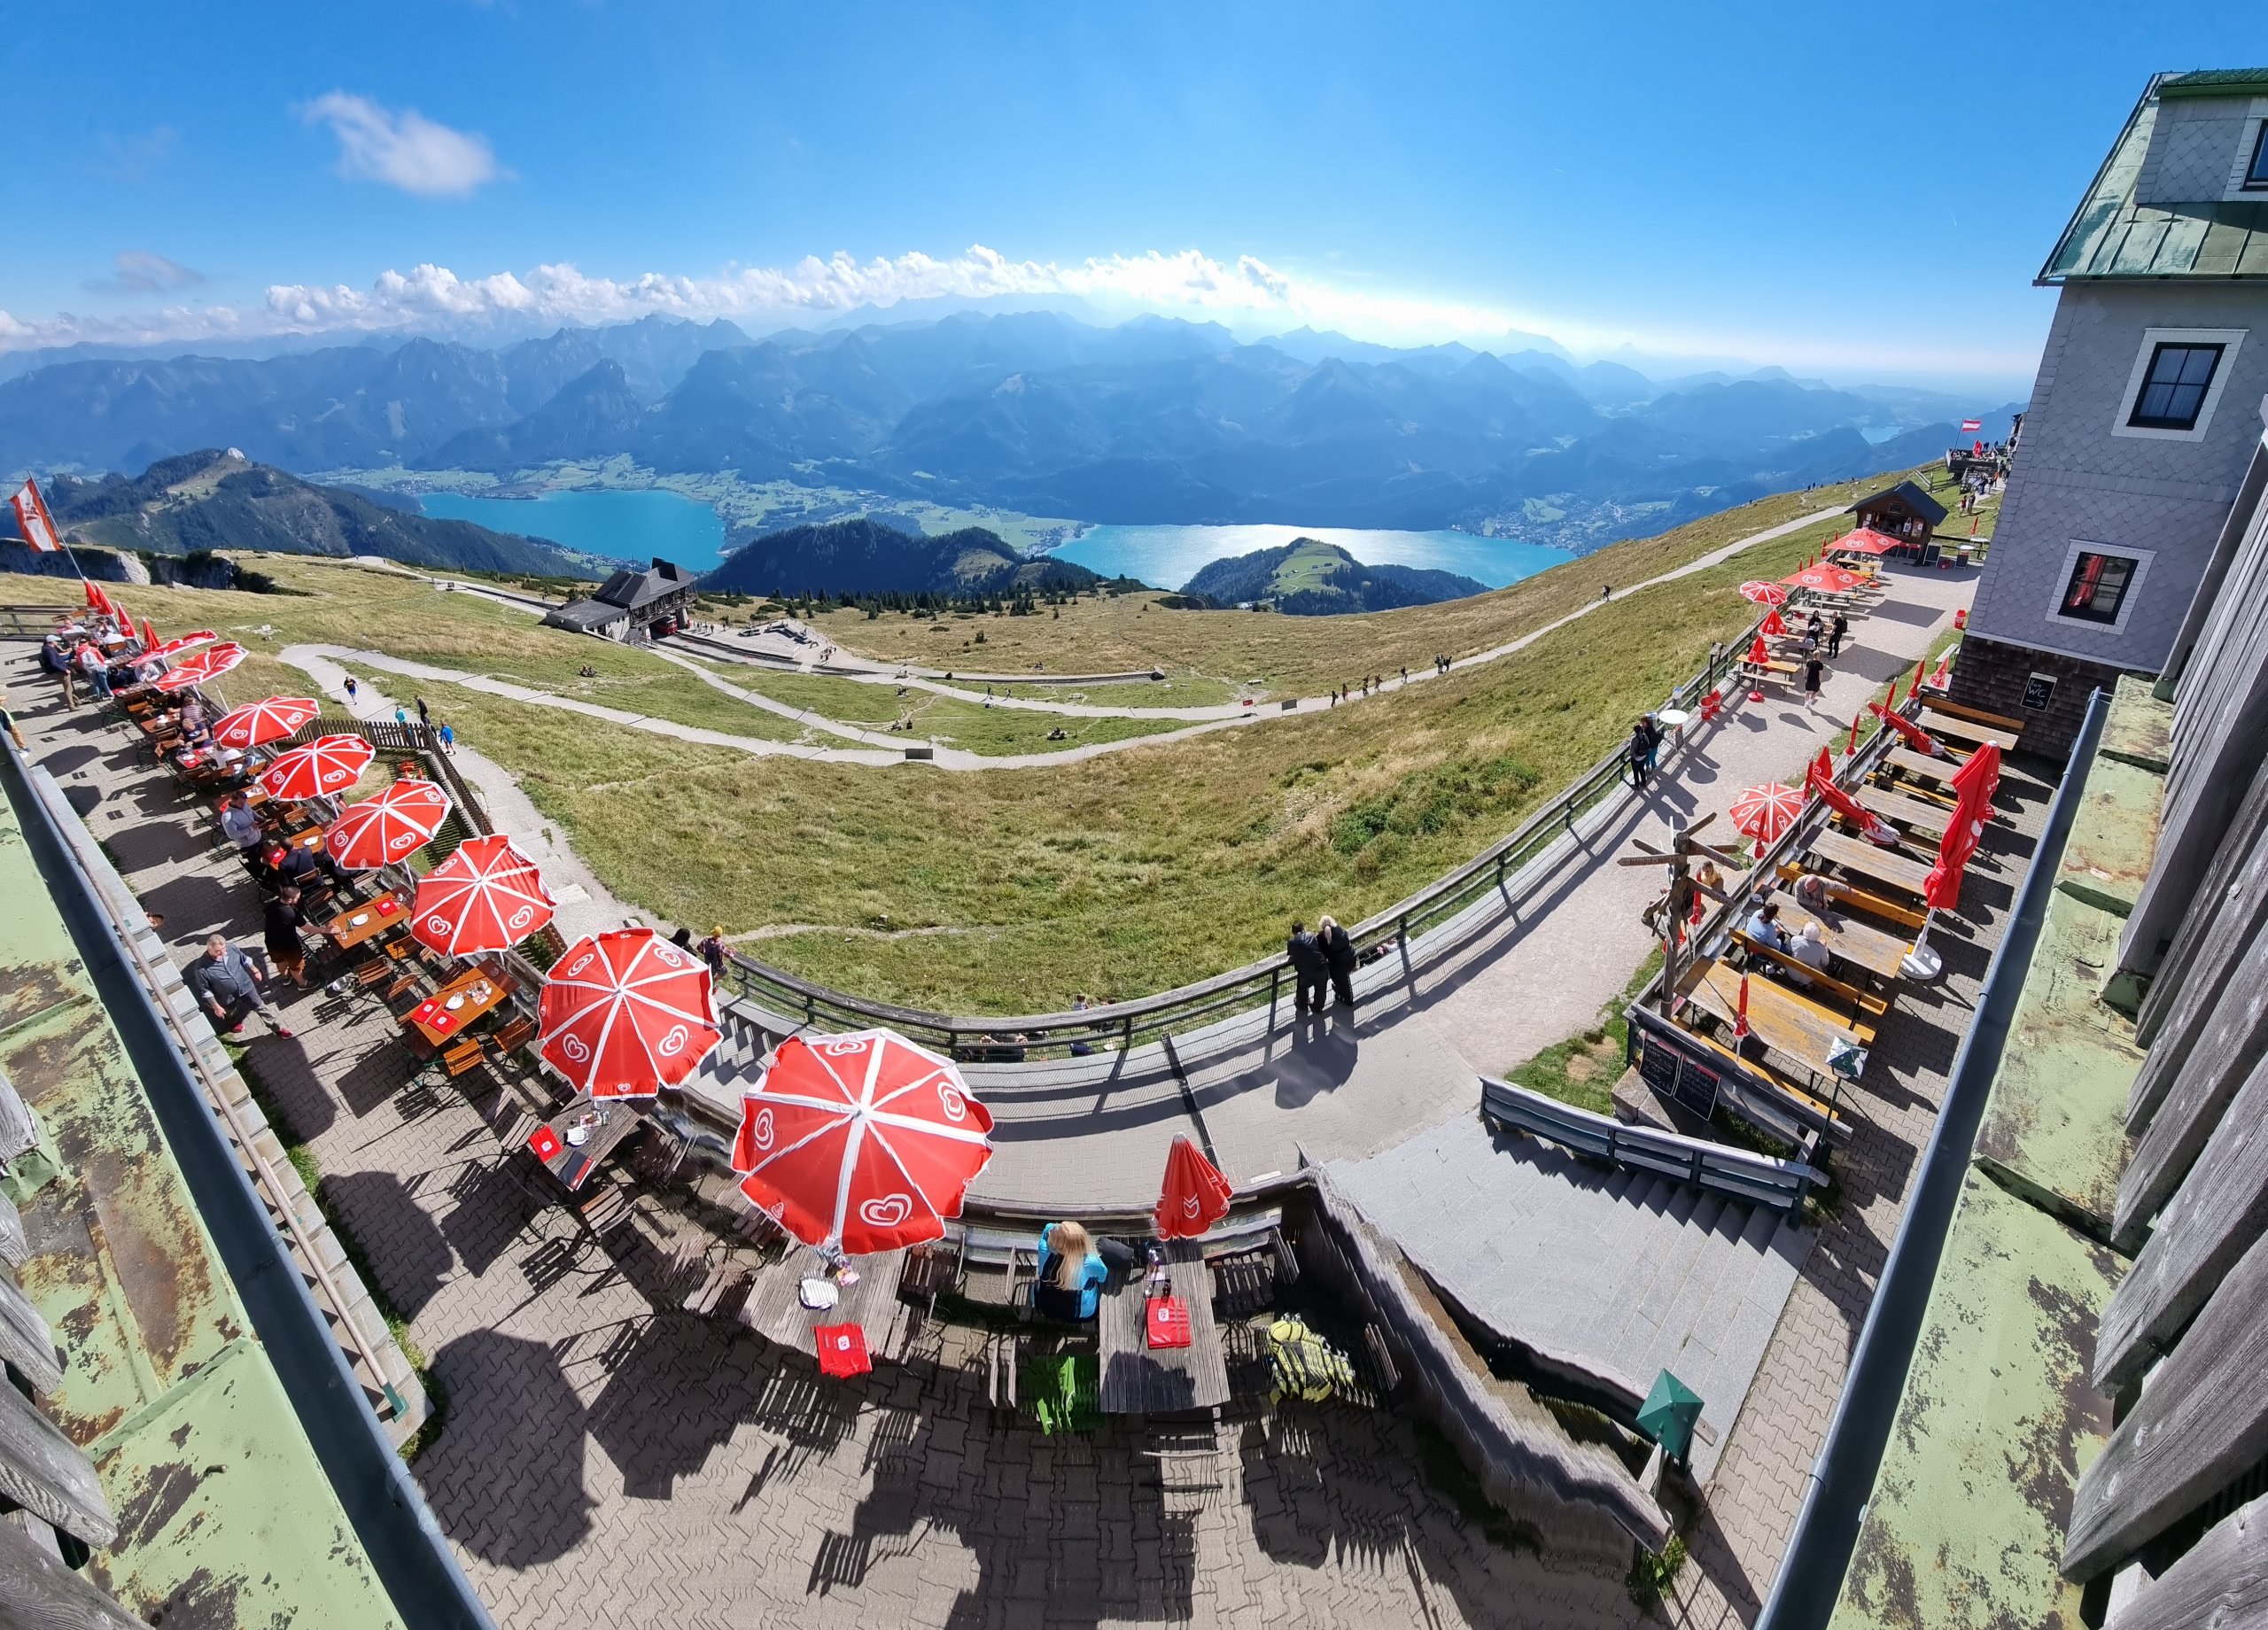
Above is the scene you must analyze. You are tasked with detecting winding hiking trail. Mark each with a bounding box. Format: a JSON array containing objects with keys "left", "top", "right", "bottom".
[{"left": 322, "top": 501, "right": 1850, "bottom": 773}]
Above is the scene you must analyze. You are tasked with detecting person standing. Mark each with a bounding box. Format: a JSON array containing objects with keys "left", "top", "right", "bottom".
[
  {"left": 1803, "top": 654, "right": 1825, "bottom": 707},
  {"left": 415, "top": 695, "right": 431, "bottom": 728},
  {"left": 342, "top": 675, "right": 360, "bottom": 710},
  {"left": 437, "top": 721, "right": 456, "bottom": 755},
  {"left": 697, "top": 925, "right": 728, "bottom": 980},
  {"left": 1829, "top": 614, "right": 1848, "bottom": 658},
  {"left": 1640, "top": 713, "right": 1666, "bottom": 778},
  {"left": 189, "top": 934, "right": 294, "bottom": 1038},
  {"left": 1317, "top": 915, "right": 1357, "bottom": 1011},
  {"left": 263, "top": 886, "right": 313, "bottom": 988},
  {"left": 1285, "top": 921, "right": 1327, "bottom": 1017},
  {"left": 1627, "top": 721, "right": 1654, "bottom": 790},
  {"left": 0, "top": 688, "right": 24, "bottom": 752},
  {"left": 217, "top": 793, "right": 265, "bottom": 869}
]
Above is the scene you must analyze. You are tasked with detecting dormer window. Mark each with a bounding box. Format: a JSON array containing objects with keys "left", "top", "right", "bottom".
[
  {"left": 2128, "top": 342, "right": 2225, "bottom": 431},
  {"left": 2248, "top": 120, "right": 2268, "bottom": 190}
]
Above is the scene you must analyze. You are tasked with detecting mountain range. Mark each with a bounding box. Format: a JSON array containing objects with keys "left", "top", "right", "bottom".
[
  {"left": 0, "top": 311, "right": 2022, "bottom": 554},
  {"left": 699, "top": 516, "right": 1103, "bottom": 599},
  {"left": 21, "top": 449, "right": 586, "bottom": 577},
  {"left": 1182, "top": 539, "right": 1489, "bottom": 615}
]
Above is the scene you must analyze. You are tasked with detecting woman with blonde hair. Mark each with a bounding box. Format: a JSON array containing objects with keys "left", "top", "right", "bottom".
[{"left": 1034, "top": 1220, "right": 1108, "bottom": 1320}]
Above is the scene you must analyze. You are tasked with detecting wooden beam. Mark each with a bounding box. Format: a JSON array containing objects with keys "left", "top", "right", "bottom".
[
  {"left": 0, "top": 1515, "right": 148, "bottom": 1629},
  {"left": 2109, "top": 1490, "right": 2268, "bottom": 1630},
  {"left": 0, "top": 1384, "right": 113, "bottom": 1550},
  {"left": 2097, "top": 1047, "right": 2268, "bottom": 1388},
  {"left": 2134, "top": 751, "right": 2268, "bottom": 1055},
  {"left": 0, "top": 1272, "right": 61, "bottom": 1397},
  {"left": 2117, "top": 927, "right": 2268, "bottom": 1239},
  {"left": 2129, "top": 796, "right": 2268, "bottom": 1129},
  {"left": 2066, "top": 1227, "right": 2268, "bottom": 1580}
]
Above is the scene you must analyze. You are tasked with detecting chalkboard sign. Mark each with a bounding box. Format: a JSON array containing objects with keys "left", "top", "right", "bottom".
[
  {"left": 1670, "top": 1057, "right": 1721, "bottom": 1121},
  {"left": 2022, "top": 671, "right": 2058, "bottom": 712},
  {"left": 1637, "top": 1033, "right": 1681, "bottom": 1098}
]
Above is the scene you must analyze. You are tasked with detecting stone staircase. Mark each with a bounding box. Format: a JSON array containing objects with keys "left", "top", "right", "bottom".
[{"left": 1324, "top": 1116, "right": 1813, "bottom": 1482}]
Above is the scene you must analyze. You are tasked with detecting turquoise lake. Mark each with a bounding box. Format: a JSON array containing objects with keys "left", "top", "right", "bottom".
[
  {"left": 419, "top": 488, "right": 727, "bottom": 570},
  {"left": 1053, "top": 523, "right": 1572, "bottom": 593}
]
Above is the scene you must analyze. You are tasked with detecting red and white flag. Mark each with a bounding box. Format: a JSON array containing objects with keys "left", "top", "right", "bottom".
[
  {"left": 1959, "top": 418, "right": 1982, "bottom": 433},
  {"left": 10, "top": 477, "right": 62, "bottom": 553}
]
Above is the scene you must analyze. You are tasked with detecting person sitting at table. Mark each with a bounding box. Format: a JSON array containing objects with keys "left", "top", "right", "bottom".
[
  {"left": 1033, "top": 1221, "right": 1110, "bottom": 1321},
  {"left": 178, "top": 696, "right": 210, "bottom": 742},
  {"left": 1788, "top": 921, "right": 1833, "bottom": 987},
  {"left": 1744, "top": 899, "right": 1790, "bottom": 954},
  {"left": 1793, "top": 871, "right": 1852, "bottom": 914}
]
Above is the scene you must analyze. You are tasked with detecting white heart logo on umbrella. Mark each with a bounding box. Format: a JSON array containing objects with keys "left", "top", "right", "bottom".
[
  {"left": 426, "top": 914, "right": 452, "bottom": 935},
  {"left": 859, "top": 1194, "right": 913, "bottom": 1229},
  {"left": 1183, "top": 1196, "right": 1201, "bottom": 1217},
  {"left": 750, "top": 1106, "right": 775, "bottom": 1151},
  {"left": 509, "top": 905, "right": 534, "bottom": 930},
  {"left": 655, "top": 946, "right": 685, "bottom": 968},
  {"left": 392, "top": 833, "right": 416, "bottom": 850},
  {"left": 823, "top": 1038, "right": 867, "bottom": 1058},
  {"left": 937, "top": 1083, "right": 967, "bottom": 1122},
  {"left": 561, "top": 1035, "right": 590, "bottom": 1062},
  {"left": 566, "top": 953, "right": 595, "bottom": 978},
  {"left": 657, "top": 1023, "right": 688, "bottom": 1057}
]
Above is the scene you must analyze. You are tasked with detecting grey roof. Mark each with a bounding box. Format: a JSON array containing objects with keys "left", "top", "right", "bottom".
[
  {"left": 1848, "top": 479, "right": 1948, "bottom": 527},
  {"left": 540, "top": 599, "right": 631, "bottom": 633},
  {"left": 2041, "top": 72, "right": 2268, "bottom": 283},
  {"left": 594, "top": 558, "right": 694, "bottom": 612}
]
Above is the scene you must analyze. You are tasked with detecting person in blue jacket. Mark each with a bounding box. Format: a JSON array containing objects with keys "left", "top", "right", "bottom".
[{"left": 1034, "top": 1221, "right": 1108, "bottom": 1320}]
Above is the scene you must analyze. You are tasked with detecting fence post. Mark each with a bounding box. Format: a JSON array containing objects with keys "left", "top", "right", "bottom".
[{"left": 1268, "top": 966, "right": 1279, "bottom": 1031}]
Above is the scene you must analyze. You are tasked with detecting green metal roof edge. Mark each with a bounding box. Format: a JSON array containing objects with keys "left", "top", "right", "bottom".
[
  {"left": 2039, "top": 75, "right": 2165, "bottom": 286},
  {"left": 2157, "top": 67, "right": 2268, "bottom": 98}
]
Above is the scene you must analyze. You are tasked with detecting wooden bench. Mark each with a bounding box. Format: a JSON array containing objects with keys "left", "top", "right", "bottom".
[
  {"left": 1917, "top": 707, "right": 2018, "bottom": 753},
  {"left": 1921, "top": 695, "right": 2025, "bottom": 734},
  {"left": 1733, "top": 930, "right": 1891, "bottom": 1025}
]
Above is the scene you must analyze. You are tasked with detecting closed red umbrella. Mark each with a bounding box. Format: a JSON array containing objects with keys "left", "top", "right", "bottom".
[
  {"left": 1759, "top": 609, "right": 1789, "bottom": 637},
  {"left": 1733, "top": 974, "right": 1751, "bottom": 1041},
  {"left": 1905, "top": 780, "right": 1991, "bottom": 980},
  {"left": 1156, "top": 1134, "right": 1234, "bottom": 1240},
  {"left": 1951, "top": 741, "right": 2001, "bottom": 810},
  {"left": 146, "top": 631, "right": 219, "bottom": 660},
  {"left": 541, "top": 928, "right": 720, "bottom": 1101},
  {"left": 1807, "top": 749, "right": 1899, "bottom": 845},
  {"left": 1730, "top": 781, "right": 1805, "bottom": 850},
  {"left": 731, "top": 1029, "right": 993, "bottom": 1253},
  {"left": 260, "top": 734, "right": 375, "bottom": 801},
  {"left": 1868, "top": 701, "right": 1943, "bottom": 757},
  {"left": 139, "top": 618, "right": 159, "bottom": 650},
  {"left": 324, "top": 778, "right": 451, "bottom": 869},
  {"left": 411, "top": 834, "right": 555, "bottom": 956},
  {"left": 152, "top": 641, "right": 244, "bottom": 693},
  {"left": 213, "top": 695, "right": 319, "bottom": 750},
  {"left": 1738, "top": 581, "right": 1790, "bottom": 606}
]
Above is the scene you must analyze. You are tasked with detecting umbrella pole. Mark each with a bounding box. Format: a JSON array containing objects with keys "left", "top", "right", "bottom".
[{"left": 1900, "top": 908, "right": 1944, "bottom": 982}]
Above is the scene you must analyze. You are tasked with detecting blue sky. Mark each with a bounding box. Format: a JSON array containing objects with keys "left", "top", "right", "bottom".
[{"left": 3, "top": 1, "right": 2259, "bottom": 393}]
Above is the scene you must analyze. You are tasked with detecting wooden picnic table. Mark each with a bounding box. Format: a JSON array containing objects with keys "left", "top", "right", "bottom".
[
  {"left": 1767, "top": 888, "right": 1912, "bottom": 982},
  {"left": 322, "top": 894, "right": 408, "bottom": 951},
  {"left": 1878, "top": 745, "right": 1962, "bottom": 791},
  {"left": 1855, "top": 784, "right": 1953, "bottom": 842},
  {"left": 737, "top": 1247, "right": 910, "bottom": 1361},
  {"left": 1097, "top": 1239, "right": 1231, "bottom": 1416},
  {"left": 1917, "top": 708, "right": 2018, "bottom": 753},
  {"left": 403, "top": 966, "right": 509, "bottom": 1046},
  {"left": 1679, "top": 957, "right": 1867, "bottom": 1084},
  {"left": 533, "top": 1093, "right": 648, "bottom": 1192},
  {"left": 1807, "top": 827, "right": 1936, "bottom": 899}
]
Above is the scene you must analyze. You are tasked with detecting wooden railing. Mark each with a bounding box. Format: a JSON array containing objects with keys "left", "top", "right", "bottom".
[{"left": 0, "top": 603, "right": 79, "bottom": 639}]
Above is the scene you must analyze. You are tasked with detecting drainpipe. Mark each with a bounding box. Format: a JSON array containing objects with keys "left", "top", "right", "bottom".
[{"left": 1751, "top": 687, "right": 2108, "bottom": 1630}]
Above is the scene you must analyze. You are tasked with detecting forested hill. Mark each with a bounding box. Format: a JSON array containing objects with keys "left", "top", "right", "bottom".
[
  {"left": 701, "top": 516, "right": 1105, "bottom": 598},
  {"left": 1183, "top": 539, "right": 1489, "bottom": 615},
  {"left": 23, "top": 449, "right": 586, "bottom": 576}
]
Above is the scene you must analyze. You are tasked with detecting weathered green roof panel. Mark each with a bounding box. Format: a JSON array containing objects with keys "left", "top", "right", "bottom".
[
  {"left": 2099, "top": 678, "right": 2173, "bottom": 775},
  {"left": 2055, "top": 750, "right": 2165, "bottom": 920},
  {"left": 0, "top": 781, "right": 405, "bottom": 1627},
  {"left": 2158, "top": 67, "right": 2268, "bottom": 98},
  {"left": 1829, "top": 1168, "right": 2123, "bottom": 1630}
]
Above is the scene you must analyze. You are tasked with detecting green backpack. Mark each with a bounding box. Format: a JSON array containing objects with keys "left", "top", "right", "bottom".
[{"left": 1267, "top": 1317, "right": 1355, "bottom": 1405}]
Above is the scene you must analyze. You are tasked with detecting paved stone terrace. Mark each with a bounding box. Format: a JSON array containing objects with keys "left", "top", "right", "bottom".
[{"left": 9, "top": 660, "right": 1651, "bottom": 1628}]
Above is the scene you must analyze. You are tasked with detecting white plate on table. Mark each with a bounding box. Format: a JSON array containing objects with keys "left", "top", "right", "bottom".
[
  {"left": 445, "top": 994, "right": 466, "bottom": 1011},
  {"left": 349, "top": 912, "right": 369, "bottom": 927}
]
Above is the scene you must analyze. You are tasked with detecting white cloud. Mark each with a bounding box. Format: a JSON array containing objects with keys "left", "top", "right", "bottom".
[
  {"left": 301, "top": 92, "right": 501, "bottom": 197},
  {"left": 0, "top": 244, "right": 2047, "bottom": 385},
  {"left": 84, "top": 251, "right": 206, "bottom": 296}
]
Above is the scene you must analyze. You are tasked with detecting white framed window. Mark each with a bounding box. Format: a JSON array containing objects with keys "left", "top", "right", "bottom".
[
  {"left": 2247, "top": 119, "right": 2268, "bottom": 190},
  {"left": 2045, "top": 540, "right": 2155, "bottom": 636},
  {"left": 2112, "top": 328, "right": 2247, "bottom": 442}
]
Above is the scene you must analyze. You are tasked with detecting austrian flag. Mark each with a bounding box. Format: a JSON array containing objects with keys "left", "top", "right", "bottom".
[
  {"left": 10, "top": 477, "right": 61, "bottom": 553},
  {"left": 1959, "top": 418, "right": 1983, "bottom": 433}
]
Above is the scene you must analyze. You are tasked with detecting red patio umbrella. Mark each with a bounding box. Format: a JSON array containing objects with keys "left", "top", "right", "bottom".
[
  {"left": 1738, "top": 580, "right": 1790, "bottom": 606},
  {"left": 1730, "top": 781, "right": 1805, "bottom": 851},
  {"left": 731, "top": 1029, "right": 993, "bottom": 1254},
  {"left": 1733, "top": 974, "right": 1751, "bottom": 1041},
  {"left": 1830, "top": 529, "right": 1899, "bottom": 556},
  {"left": 139, "top": 617, "right": 159, "bottom": 650},
  {"left": 1807, "top": 749, "right": 1899, "bottom": 845},
  {"left": 1781, "top": 564, "right": 1867, "bottom": 594},
  {"left": 1156, "top": 1134, "right": 1234, "bottom": 1240},
  {"left": 1950, "top": 741, "right": 2001, "bottom": 811},
  {"left": 213, "top": 695, "right": 320, "bottom": 750},
  {"left": 146, "top": 630, "right": 220, "bottom": 660},
  {"left": 540, "top": 928, "right": 720, "bottom": 1100},
  {"left": 412, "top": 834, "right": 555, "bottom": 956},
  {"left": 1759, "top": 609, "right": 1789, "bottom": 637},
  {"left": 1868, "top": 701, "right": 1943, "bottom": 757},
  {"left": 260, "top": 734, "right": 375, "bottom": 801},
  {"left": 323, "top": 777, "right": 451, "bottom": 869},
  {"left": 152, "top": 641, "right": 245, "bottom": 692}
]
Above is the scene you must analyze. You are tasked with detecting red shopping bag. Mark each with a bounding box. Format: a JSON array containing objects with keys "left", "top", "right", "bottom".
[
  {"left": 1146, "top": 1296, "right": 1192, "bottom": 1350},
  {"left": 814, "top": 1323, "right": 872, "bottom": 1378}
]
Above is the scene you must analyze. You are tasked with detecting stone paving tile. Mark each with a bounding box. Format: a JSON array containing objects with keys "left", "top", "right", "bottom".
[{"left": 9, "top": 663, "right": 1653, "bottom": 1630}]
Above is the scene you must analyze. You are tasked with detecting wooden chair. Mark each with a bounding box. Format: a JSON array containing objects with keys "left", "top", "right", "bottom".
[
  {"left": 353, "top": 958, "right": 393, "bottom": 990},
  {"left": 490, "top": 1014, "right": 537, "bottom": 1056},
  {"left": 441, "top": 1038, "right": 488, "bottom": 1081}
]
